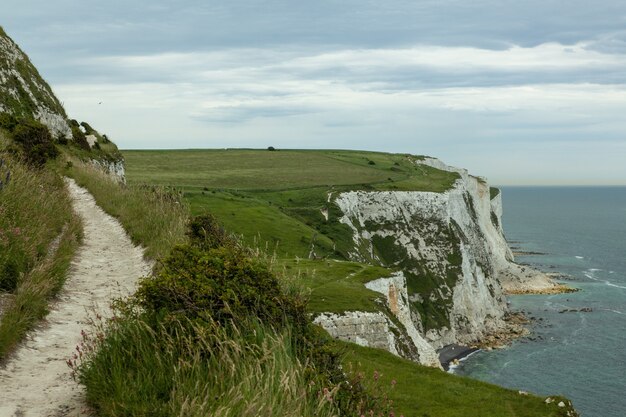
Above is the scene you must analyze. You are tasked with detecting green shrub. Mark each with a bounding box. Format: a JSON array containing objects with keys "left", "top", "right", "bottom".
[
  {"left": 0, "top": 113, "right": 18, "bottom": 131},
  {"left": 71, "top": 125, "right": 90, "bottom": 150},
  {"left": 135, "top": 243, "right": 301, "bottom": 328},
  {"left": 10, "top": 119, "right": 58, "bottom": 166}
]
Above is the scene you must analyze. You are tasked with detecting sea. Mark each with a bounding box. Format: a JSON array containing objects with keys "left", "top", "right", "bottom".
[{"left": 455, "top": 187, "right": 626, "bottom": 417}]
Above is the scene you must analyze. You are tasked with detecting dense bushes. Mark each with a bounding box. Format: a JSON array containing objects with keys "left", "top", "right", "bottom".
[{"left": 0, "top": 113, "right": 59, "bottom": 166}]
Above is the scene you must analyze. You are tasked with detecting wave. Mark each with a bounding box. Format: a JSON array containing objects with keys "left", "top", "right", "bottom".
[
  {"left": 447, "top": 349, "right": 482, "bottom": 374},
  {"left": 584, "top": 271, "right": 626, "bottom": 289},
  {"left": 605, "top": 281, "right": 626, "bottom": 290},
  {"left": 601, "top": 308, "right": 625, "bottom": 315},
  {"left": 575, "top": 256, "right": 584, "bottom": 259}
]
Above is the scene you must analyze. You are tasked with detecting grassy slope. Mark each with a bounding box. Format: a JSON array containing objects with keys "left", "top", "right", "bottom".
[
  {"left": 122, "top": 149, "right": 573, "bottom": 417},
  {"left": 341, "top": 342, "right": 570, "bottom": 417}
]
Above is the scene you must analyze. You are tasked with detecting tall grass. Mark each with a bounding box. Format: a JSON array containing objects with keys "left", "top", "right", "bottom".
[
  {"left": 67, "top": 160, "right": 188, "bottom": 260},
  {"left": 77, "top": 317, "right": 339, "bottom": 417},
  {"left": 0, "top": 156, "right": 82, "bottom": 359}
]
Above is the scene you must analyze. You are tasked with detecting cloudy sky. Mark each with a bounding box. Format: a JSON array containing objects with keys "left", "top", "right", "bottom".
[{"left": 3, "top": 0, "right": 626, "bottom": 184}]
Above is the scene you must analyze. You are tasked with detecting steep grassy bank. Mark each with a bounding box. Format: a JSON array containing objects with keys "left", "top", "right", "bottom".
[{"left": 0, "top": 143, "right": 82, "bottom": 359}]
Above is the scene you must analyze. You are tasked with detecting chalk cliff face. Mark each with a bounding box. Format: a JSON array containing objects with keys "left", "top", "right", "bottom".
[
  {"left": 313, "top": 157, "right": 555, "bottom": 366},
  {"left": 0, "top": 27, "right": 71, "bottom": 138}
]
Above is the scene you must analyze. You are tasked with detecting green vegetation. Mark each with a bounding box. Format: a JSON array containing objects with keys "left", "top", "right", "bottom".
[
  {"left": 274, "top": 259, "right": 393, "bottom": 314},
  {"left": 66, "top": 161, "right": 187, "bottom": 260},
  {"left": 342, "top": 342, "right": 576, "bottom": 417},
  {"left": 490, "top": 186, "right": 501, "bottom": 200},
  {"left": 0, "top": 147, "right": 81, "bottom": 359},
  {"left": 77, "top": 317, "right": 338, "bottom": 417},
  {"left": 76, "top": 215, "right": 392, "bottom": 417},
  {"left": 124, "top": 149, "right": 458, "bottom": 191}
]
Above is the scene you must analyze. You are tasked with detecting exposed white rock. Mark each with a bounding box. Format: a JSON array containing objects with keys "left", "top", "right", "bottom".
[
  {"left": 90, "top": 159, "right": 126, "bottom": 183},
  {"left": 313, "top": 311, "right": 399, "bottom": 354},
  {"left": 365, "top": 272, "right": 441, "bottom": 367},
  {"left": 86, "top": 134, "right": 98, "bottom": 148}
]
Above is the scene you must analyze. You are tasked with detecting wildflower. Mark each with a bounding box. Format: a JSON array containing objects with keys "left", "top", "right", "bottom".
[{"left": 373, "top": 370, "right": 380, "bottom": 381}]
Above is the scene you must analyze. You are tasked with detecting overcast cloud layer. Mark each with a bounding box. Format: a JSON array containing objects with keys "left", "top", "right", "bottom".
[{"left": 3, "top": 0, "right": 626, "bottom": 184}]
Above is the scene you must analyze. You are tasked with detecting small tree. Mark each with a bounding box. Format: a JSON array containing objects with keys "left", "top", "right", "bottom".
[{"left": 267, "top": 146, "right": 276, "bottom": 151}]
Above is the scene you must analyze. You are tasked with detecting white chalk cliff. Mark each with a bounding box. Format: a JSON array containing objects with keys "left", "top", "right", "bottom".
[{"left": 314, "top": 157, "right": 557, "bottom": 366}]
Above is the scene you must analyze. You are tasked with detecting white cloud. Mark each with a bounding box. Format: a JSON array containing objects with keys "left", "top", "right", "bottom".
[{"left": 53, "top": 42, "right": 626, "bottom": 184}]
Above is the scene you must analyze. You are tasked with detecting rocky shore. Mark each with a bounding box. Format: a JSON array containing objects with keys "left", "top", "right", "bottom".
[{"left": 505, "top": 283, "right": 579, "bottom": 295}]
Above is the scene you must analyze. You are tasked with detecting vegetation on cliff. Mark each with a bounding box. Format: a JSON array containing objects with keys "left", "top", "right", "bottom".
[{"left": 0, "top": 129, "right": 81, "bottom": 360}]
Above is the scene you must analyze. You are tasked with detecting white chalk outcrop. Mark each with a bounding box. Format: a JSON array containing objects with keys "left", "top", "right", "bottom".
[
  {"left": 90, "top": 158, "right": 126, "bottom": 183},
  {"left": 313, "top": 156, "right": 558, "bottom": 366}
]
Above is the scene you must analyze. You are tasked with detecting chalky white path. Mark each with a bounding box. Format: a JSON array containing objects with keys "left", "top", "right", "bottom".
[{"left": 0, "top": 179, "right": 151, "bottom": 416}]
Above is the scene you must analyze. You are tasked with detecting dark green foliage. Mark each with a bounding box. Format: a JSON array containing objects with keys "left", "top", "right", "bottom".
[
  {"left": 136, "top": 245, "right": 295, "bottom": 326},
  {"left": 10, "top": 119, "right": 58, "bottom": 166},
  {"left": 267, "top": 146, "right": 276, "bottom": 151},
  {"left": 490, "top": 186, "right": 500, "bottom": 200},
  {"left": 0, "top": 259, "right": 20, "bottom": 291},
  {"left": 71, "top": 125, "right": 90, "bottom": 150},
  {"left": 0, "top": 113, "right": 18, "bottom": 131},
  {"left": 185, "top": 214, "right": 231, "bottom": 251},
  {"left": 80, "top": 121, "right": 96, "bottom": 134}
]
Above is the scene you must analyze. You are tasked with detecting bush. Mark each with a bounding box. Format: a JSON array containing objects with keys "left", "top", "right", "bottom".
[
  {"left": 71, "top": 125, "right": 90, "bottom": 150},
  {"left": 10, "top": 119, "right": 59, "bottom": 166},
  {"left": 135, "top": 244, "right": 299, "bottom": 327},
  {"left": 0, "top": 113, "right": 18, "bottom": 131}
]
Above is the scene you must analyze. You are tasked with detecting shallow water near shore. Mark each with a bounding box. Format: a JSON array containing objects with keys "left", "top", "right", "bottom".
[{"left": 456, "top": 187, "right": 626, "bottom": 417}]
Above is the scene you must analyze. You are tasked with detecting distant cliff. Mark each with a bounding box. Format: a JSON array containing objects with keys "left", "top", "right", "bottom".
[{"left": 314, "top": 156, "right": 561, "bottom": 366}]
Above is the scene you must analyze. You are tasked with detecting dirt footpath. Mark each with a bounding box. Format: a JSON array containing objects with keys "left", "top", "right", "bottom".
[{"left": 0, "top": 179, "right": 151, "bottom": 416}]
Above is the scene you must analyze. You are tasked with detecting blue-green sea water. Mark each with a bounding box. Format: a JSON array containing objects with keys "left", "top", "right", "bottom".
[{"left": 456, "top": 187, "right": 626, "bottom": 417}]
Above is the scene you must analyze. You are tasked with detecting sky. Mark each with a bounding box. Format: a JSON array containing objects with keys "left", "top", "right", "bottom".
[{"left": 2, "top": 0, "right": 626, "bottom": 185}]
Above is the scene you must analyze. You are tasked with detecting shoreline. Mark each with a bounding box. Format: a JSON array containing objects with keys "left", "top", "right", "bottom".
[{"left": 437, "top": 344, "right": 479, "bottom": 371}]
